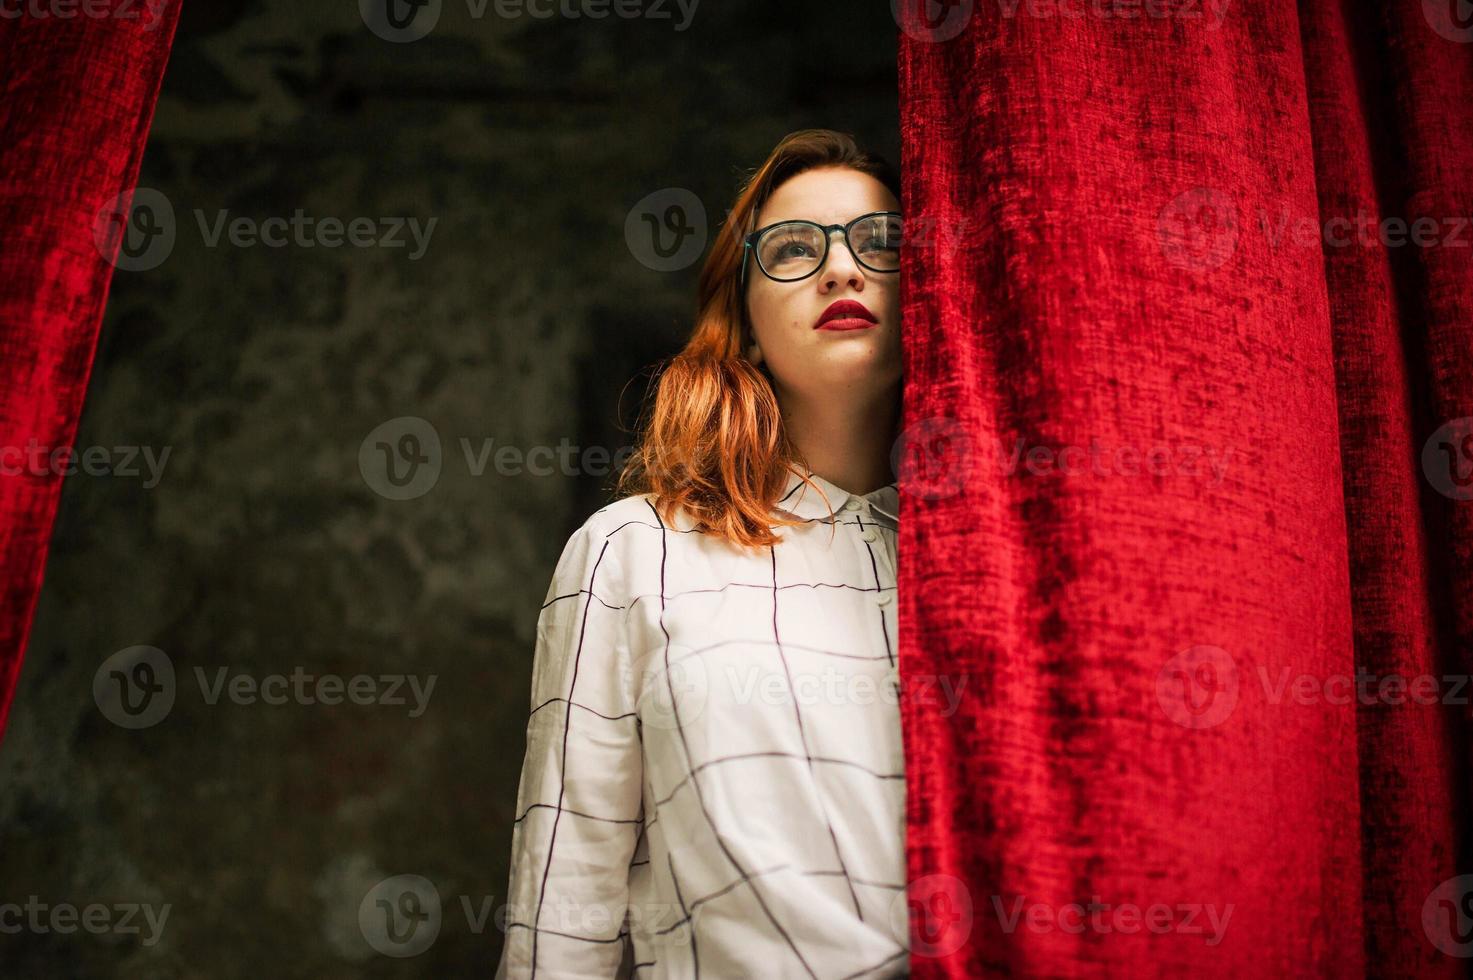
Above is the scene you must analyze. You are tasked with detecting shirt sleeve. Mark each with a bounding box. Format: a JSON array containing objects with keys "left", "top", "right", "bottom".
[{"left": 496, "top": 517, "right": 644, "bottom": 980}]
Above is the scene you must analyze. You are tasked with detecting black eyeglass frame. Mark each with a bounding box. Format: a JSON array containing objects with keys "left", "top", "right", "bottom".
[{"left": 740, "top": 210, "right": 903, "bottom": 285}]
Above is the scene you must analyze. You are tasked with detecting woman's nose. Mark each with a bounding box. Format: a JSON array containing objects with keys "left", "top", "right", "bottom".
[{"left": 819, "top": 230, "right": 865, "bottom": 291}]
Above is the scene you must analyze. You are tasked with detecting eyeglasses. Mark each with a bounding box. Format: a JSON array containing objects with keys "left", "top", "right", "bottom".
[{"left": 741, "top": 210, "right": 903, "bottom": 284}]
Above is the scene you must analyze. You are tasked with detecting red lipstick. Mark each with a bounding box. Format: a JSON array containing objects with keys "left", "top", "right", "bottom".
[{"left": 814, "top": 299, "right": 878, "bottom": 331}]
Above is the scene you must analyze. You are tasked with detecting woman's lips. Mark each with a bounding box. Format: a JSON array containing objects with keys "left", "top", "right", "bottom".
[{"left": 815, "top": 299, "right": 879, "bottom": 330}]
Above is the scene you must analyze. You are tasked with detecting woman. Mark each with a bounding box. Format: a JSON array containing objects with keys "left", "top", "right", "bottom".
[{"left": 496, "top": 129, "right": 907, "bottom": 979}]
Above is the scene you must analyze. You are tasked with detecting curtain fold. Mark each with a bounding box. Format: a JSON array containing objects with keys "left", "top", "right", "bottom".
[
  {"left": 897, "top": 0, "right": 1472, "bottom": 975},
  {"left": 0, "top": 3, "right": 182, "bottom": 741}
]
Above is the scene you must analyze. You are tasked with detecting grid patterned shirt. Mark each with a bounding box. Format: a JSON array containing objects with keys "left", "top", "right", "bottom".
[{"left": 495, "top": 464, "right": 908, "bottom": 979}]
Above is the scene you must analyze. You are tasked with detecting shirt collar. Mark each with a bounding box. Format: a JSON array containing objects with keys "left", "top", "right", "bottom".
[{"left": 772, "top": 464, "right": 899, "bottom": 531}]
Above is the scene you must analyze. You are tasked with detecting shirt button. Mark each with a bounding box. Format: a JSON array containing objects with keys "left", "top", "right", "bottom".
[
  {"left": 861, "top": 529, "right": 879, "bottom": 543},
  {"left": 844, "top": 498, "right": 863, "bottom": 512},
  {"left": 875, "top": 591, "right": 893, "bottom": 606}
]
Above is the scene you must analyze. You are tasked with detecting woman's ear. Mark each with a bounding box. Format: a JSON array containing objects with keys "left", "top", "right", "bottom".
[{"left": 743, "top": 322, "right": 764, "bottom": 366}]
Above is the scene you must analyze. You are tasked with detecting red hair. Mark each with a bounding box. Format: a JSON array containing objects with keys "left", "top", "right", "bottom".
[{"left": 615, "top": 129, "right": 901, "bottom": 550}]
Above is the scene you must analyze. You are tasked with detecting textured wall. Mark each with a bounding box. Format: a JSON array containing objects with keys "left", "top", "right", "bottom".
[{"left": 0, "top": 1, "right": 896, "bottom": 976}]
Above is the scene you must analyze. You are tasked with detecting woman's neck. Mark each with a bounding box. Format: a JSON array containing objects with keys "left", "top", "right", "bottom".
[{"left": 778, "top": 384, "right": 901, "bottom": 496}]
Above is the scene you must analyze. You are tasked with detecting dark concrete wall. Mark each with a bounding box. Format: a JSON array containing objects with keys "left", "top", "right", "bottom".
[{"left": 0, "top": 2, "right": 897, "bottom": 976}]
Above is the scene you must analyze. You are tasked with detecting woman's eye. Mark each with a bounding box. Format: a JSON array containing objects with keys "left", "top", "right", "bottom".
[{"left": 772, "top": 239, "right": 815, "bottom": 260}]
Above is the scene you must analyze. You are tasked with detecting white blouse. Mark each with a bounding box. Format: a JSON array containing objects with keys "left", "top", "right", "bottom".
[{"left": 495, "top": 464, "right": 908, "bottom": 980}]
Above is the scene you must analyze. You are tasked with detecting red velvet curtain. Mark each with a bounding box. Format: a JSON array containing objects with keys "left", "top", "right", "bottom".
[
  {"left": 0, "top": 4, "right": 181, "bottom": 739},
  {"left": 897, "top": 0, "right": 1472, "bottom": 975}
]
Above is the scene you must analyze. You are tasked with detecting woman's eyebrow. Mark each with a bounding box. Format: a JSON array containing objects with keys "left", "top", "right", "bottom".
[{"left": 760, "top": 211, "right": 887, "bottom": 227}]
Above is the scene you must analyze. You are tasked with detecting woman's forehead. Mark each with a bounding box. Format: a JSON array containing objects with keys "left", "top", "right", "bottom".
[{"left": 757, "top": 169, "right": 897, "bottom": 226}]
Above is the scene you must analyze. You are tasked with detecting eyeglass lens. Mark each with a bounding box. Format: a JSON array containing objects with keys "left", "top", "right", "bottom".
[{"left": 755, "top": 214, "right": 902, "bottom": 281}]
